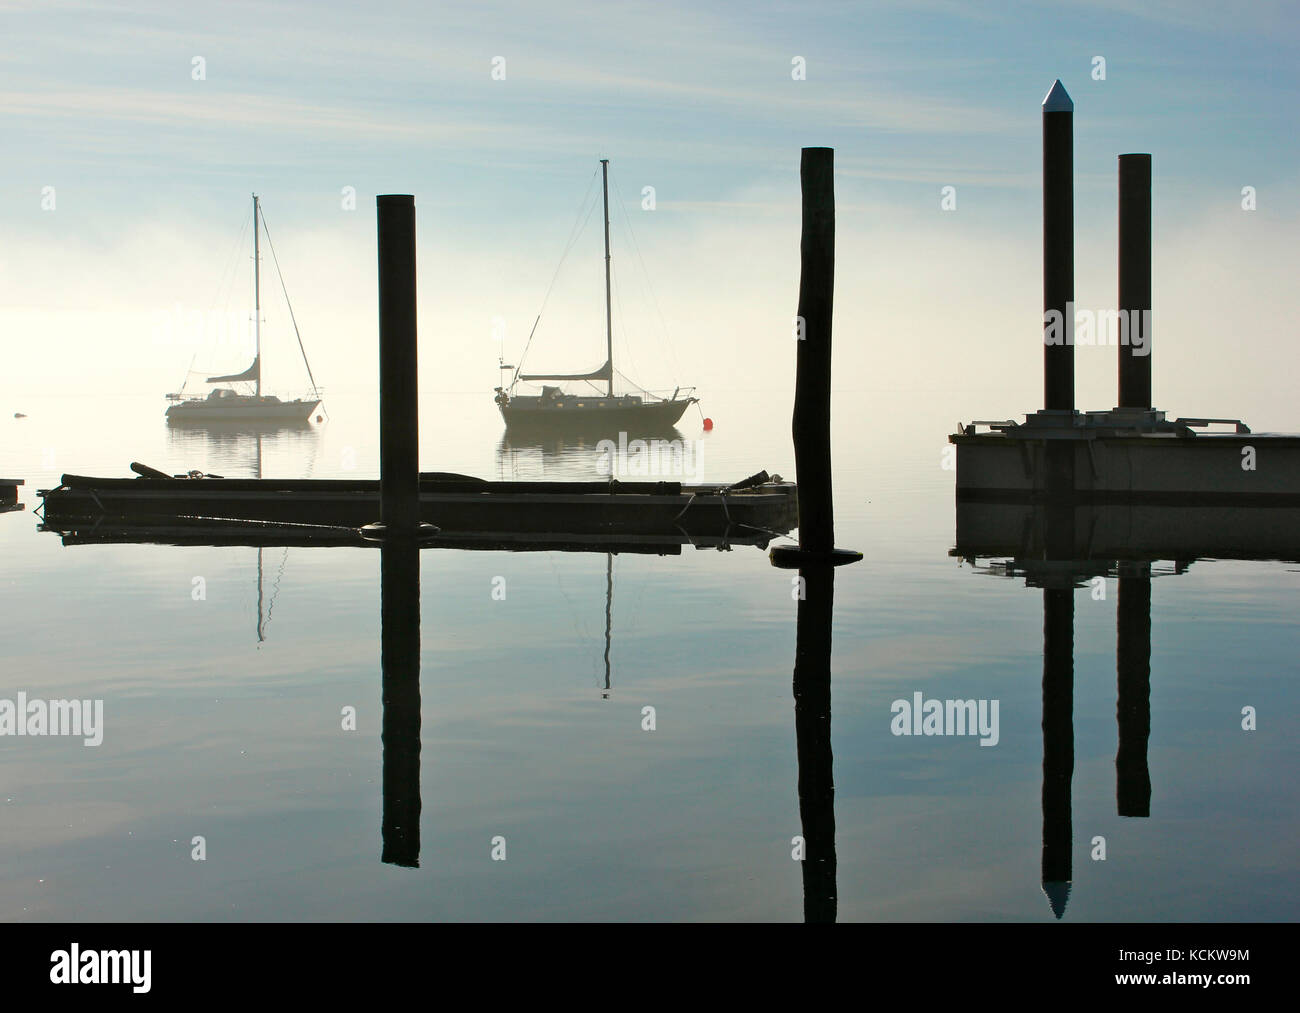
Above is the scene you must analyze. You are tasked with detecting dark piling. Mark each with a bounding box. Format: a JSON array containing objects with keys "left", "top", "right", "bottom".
[
  {"left": 376, "top": 194, "right": 420, "bottom": 535},
  {"left": 1118, "top": 154, "right": 1153, "bottom": 409},
  {"left": 771, "top": 147, "right": 860, "bottom": 568},
  {"left": 1042, "top": 80, "right": 1075, "bottom": 413}
]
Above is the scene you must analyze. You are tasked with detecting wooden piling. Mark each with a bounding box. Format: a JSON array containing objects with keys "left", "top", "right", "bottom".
[
  {"left": 770, "top": 147, "right": 860, "bottom": 568},
  {"left": 1118, "top": 154, "right": 1153, "bottom": 410}
]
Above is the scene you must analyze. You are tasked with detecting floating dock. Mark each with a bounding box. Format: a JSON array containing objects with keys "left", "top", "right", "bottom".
[
  {"left": 1, "top": 477, "right": 23, "bottom": 513},
  {"left": 38, "top": 469, "right": 797, "bottom": 543},
  {"left": 952, "top": 414, "right": 1300, "bottom": 505},
  {"left": 951, "top": 82, "right": 1299, "bottom": 504}
]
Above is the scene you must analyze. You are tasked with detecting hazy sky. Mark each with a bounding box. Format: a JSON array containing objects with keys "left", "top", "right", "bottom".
[{"left": 2, "top": 0, "right": 1296, "bottom": 426}]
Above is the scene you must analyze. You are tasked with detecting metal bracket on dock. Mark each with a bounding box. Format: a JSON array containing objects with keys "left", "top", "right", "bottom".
[
  {"left": 959, "top": 408, "right": 1253, "bottom": 441},
  {"left": 1172, "top": 417, "right": 1252, "bottom": 434}
]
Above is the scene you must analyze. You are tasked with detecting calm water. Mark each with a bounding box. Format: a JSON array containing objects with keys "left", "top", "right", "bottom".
[{"left": 1, "top": 387, "right": 1296, "bottom": 921}]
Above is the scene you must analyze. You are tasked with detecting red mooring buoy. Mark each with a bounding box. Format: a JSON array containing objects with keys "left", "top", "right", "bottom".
[{"left": 703, "top": 417, "right": 714, "bottom": 431}]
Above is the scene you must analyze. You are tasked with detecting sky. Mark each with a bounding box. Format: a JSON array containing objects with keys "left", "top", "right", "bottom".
[{"left": 1, "top": 0, "right": 1297, "bottom": 427}]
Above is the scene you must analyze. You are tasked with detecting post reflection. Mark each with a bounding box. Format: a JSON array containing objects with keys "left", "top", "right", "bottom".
[
  {"left": 1040, "top": 582, "right": 1074, "bottom": 919},
  {"left": 948, "top": 498, "right": 1300, "bottom": 917},
  {"left": 1116, "top": 563, "right": 1152, "bottom": 818},
  {"left": 380, "top": 535, "right": 422, "bottom": 868},
  {"left": 792, "top": 565, "right": 837, "bottom": 922}
]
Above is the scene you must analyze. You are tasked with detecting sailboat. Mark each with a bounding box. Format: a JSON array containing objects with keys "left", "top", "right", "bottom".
[
  {"left": 166, "top": 194, "right": 323, "bottom": 423},
  {"left": 494, "top": 159, "right": 698, "bottom": 431}
]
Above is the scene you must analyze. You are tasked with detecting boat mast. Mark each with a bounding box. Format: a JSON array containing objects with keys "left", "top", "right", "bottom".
[
  {"left": 255, "top": 432, "right": 264, "bottom": 643},
  {"left": 601, "top": 159, "right": 613, "bottom": 398},
  {"left": 253, "top": 192, "right": 262, "bottom": 400}
]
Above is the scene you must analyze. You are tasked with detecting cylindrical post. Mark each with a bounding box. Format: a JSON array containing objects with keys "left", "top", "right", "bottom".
[
  {"left": 794, "top": 147, "right": 836, "bottom": 553},
  {"left": 1118, "top": 154, "right": 1152, "bottom": 409},
  {"left": 1043, "top": 80, "right": 1075, "bottom": 413},
  {"left": 377, "top": 195, "right": 420, "bottom": 534},
  {"left": 770, "top": 148, "right": 859, "bottom": 570}
]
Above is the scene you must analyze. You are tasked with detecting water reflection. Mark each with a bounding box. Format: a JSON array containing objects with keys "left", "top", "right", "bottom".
[
  {"left": 380, "top": 535, "right": 422, "bottom": 868},
  {"left": 39, "top": 420, "right": 824, "bottom": 912},
  {"left": 792, "top": 565, "right": 838, "bottom": 922},
  {"left": 497, "top": 427, "right": 687, "bottom": 482},
  {"left": 953, "top": 498, "right": 1300, "bottom": 919},
  {"left": 1116, "top": 563, "right": 1152, "bottom": 818},
  {"left": 165, "top": 419, "right": 321, "bottom": 479},
  {"left": 164, "top": 423, "right": 321, "bottom": 644}
]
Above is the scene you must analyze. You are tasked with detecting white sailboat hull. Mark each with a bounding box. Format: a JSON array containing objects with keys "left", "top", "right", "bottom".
[{"left": 166, "top": 396, "right": 321, "bottom": 422}]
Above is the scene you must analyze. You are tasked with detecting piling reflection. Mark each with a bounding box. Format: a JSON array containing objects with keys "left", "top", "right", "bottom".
[
  {"left": 792, "top": 565, "right": 837, "bottom": 922},
  {"left": 380, "top": 535, "right": 422, "bottom": 868},
  {"left": 1116, "top": 563, "right": 1152, "bottom": 818},
  {"left": 954, "top": 497, "right": 1300, "bottom": 918},
  {"left": 1040, "top": 582, "right": 1074, "bottom": 918}
]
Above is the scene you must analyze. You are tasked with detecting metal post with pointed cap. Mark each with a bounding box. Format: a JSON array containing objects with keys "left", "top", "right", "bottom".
[
  {"left": 1043, "top": 80, "right": 1075, "bottom": 414},
  {"left": 771, "top": 147, "right": 860, "bottom": 569}
]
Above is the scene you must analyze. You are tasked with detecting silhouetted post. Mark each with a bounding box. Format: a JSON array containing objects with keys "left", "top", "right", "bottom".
[
  {"left": 1039, "top": 485, "right": 1076, "bottom": 920},
  {"left": 793, "top": 565, "right": 837, "bottom": 922},
  {"left": 381, "top": 537, "right": 422, "bottom": 867},
  {"left": 377, "top": 194, "right": 420, "bottom": 535},
  {"left": 1116, "top": 564, "right": 1152, "bottom": 817},
  {"left": 1118, "top": 154, "right": 1153, "bottom": 410},
  {"left": 1041, "top": 584, "right": 1074, "bottom": 920},
  {"left": 1043, "top": 80, "right": 1074, "bottom": 413},
  {"left": 771, "top": 147, "right": 860, "bottom": 568}
]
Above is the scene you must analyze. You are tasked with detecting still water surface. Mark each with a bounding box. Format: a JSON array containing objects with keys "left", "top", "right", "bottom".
[{"left": 1, "top": 388, "right": 1295, "bottom": 920}]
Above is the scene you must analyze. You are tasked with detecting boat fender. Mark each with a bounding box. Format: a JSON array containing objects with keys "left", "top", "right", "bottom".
[
  {"left": 727, "top": 470, "right": 770, "bottom": 491},
  {"left": 129, "top": 462, "right": 173, "bottom": 481}
]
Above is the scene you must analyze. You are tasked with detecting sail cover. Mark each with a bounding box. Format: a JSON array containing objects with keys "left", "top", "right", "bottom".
[
  {"left": 207, "top": 355, "right": 260, "bottom": 384},
  {"left": 519, "top": 359, "right": 611, "bottom": 383}
]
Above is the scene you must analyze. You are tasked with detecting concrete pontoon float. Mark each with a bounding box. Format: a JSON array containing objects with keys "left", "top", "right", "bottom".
[{"left": 951, "top": 81, "right": 1300, "bottom": 506}]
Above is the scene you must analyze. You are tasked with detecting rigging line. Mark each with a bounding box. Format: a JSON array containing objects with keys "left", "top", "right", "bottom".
[
  {"left": 189, "top": 211, "right": 250, "bottom": 386},
  {"left": 257, "top": 206, "right": 321, "bottom": 398},
  {"left": 608, "top": 256, "right": 647, "bottom": 395},
  {"left": 544, "top": 548, "right": 593, "bottom": 651},
  {"left": 511, "top": 168, "right": 601, "bottom": 386},
  {"left": 175, "top": 351, "right": 198, "bottom": 398},
  {"left": 263, "top": 545, "right": 290, "bottom": 634},
  {"left": 513, "top": 176, "right": 600, "bottom": 386},
  {"left": 212, "top": 209, "right": 250, "bottom": 318},
  {"left": 610, "top": 167, "right": 682, "bottom": 387}
]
